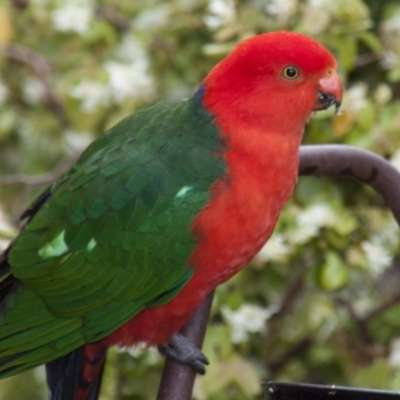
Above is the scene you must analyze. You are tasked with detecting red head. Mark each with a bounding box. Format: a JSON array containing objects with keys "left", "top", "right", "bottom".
[{"left": 203, "top": 31, "right": 342, "bottom": 136}]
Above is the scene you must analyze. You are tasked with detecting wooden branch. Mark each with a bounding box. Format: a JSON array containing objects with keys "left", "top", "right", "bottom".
[
  {"left": 299, "top": 145, "right": 400, "bottom": 226},
  {"left": 156, "top": 145, "right": 400, "bottom": 399},
  {"left": 299, "top": 144, "right": 400, "bottom": 343},
  {"left": 156, "top": 291, "right": 214, "bottom": 400}
]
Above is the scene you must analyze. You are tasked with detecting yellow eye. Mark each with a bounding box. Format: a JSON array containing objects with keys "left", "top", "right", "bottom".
[{"left": 282, "top": 66, "right": 300, "bottom": 80}]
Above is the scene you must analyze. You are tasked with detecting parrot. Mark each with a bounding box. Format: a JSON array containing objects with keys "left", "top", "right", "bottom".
[{"left": 0, "top": 31, "right": 342, "bottom": 399}]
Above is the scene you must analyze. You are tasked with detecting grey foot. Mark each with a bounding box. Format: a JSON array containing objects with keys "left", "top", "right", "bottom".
[{"left": 158, "top": 333, "right": 209, "bottom": 374}]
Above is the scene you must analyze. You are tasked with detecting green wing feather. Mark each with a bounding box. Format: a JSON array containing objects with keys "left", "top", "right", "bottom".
[{"left": 0, "top": 94, "right": 225, "bottom": 377}]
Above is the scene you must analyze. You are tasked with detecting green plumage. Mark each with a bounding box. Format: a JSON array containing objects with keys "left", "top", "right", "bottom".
[{"left": 0, "top": 93, "right": 225, "bottom": 377}]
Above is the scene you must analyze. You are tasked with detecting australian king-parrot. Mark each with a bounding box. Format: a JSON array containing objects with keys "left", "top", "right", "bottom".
[{"left": 0, "top": 31, "right": 342, "bottom": 399}]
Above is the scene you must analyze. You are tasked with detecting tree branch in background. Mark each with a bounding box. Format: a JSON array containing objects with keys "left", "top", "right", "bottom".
[
  {"left": 268, "top": 337, "right": 314, "bottom": 374},
  {"left": 1, "top": 44, "right": 69, "bottom": 127},
  {"left": 335, "top": 297, "right": 374, "bottom": 344},
  {"left": 363, "top": 292, "right": 400, "bottom": 323},
  {"left": 0, "top": 154, "right": 78, "bottom": 186},
  {"left": 95, "top": 6, "right": 131, "bottom": 31},
  {"left": 11, "top": 0, "right": 30, "bottom": 9},
  {"left": 271, "top": 266, "right": 306, "bottom": 320},
  {"left": 354, "top": 52, "right": 381, "bottom": 68}
]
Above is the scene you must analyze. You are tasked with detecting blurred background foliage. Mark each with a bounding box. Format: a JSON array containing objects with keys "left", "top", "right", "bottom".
[{"left": 1, "top": 0, "right": 400, "bottom": 399}]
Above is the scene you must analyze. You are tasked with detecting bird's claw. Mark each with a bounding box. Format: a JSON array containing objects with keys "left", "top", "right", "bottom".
[{"left": 158, "top": 333, "right": 209, "bottom": 374}]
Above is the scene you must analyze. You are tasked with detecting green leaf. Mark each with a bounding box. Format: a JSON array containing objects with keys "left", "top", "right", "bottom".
[
  {"left": 353, "top": 359, "right": 393, "bottom": 389},
  {"left": 388, "top": 66, "right": 400, "bottom": 83},
  {"left": 337, "top": 36, "right": 357, "bottom": 71},
  {"left": 317, "top": 251, "right": 349, "bottom": 291},
  {"left": 358, "top": 31, "right": 383, "bottom": 53},
  {"left": 330, "top": 203, "right": 357, "bottom": 236}
]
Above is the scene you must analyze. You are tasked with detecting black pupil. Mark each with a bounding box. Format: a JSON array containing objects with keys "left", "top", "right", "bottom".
[{"left": 286, "top": 67, "right": 297, "bottom": 77}]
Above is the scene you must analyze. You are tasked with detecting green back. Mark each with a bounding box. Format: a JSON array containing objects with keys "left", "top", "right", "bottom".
[{"left": 0, "top": 92, "right": 225, "bottom": 377}]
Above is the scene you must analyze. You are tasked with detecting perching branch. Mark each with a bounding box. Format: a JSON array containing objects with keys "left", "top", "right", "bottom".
[
  {"left": 299, "top": 145, "right": 400, "bottom": 226},
  {"left": 301, "top": 145, "right": 400, "bottom": 348},
  {"left": 156, "top": 291, "right": 214, "bottom": 400},
  {"left": 156, "top": 144, "right": 400, "bottom": 400}
]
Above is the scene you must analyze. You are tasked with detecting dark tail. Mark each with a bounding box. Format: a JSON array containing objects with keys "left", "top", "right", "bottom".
[{"left": 46, "top": 344, "right": 107, "bottom": 400}]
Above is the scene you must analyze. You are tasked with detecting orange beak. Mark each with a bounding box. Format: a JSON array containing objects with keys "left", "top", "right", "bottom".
[{"left": 314, "top": 72, "right": 343, "bottom": 113}]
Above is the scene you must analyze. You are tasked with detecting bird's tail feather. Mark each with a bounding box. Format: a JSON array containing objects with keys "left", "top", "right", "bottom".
[
  {"left": 0, "top": 283, "right": 83, "bottom": 379},
  {"left": 46, "top": 344, "right": 107, "bottom": 400}
]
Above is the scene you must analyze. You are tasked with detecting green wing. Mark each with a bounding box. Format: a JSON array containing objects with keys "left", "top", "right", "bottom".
[{"left": 0, "top": 95, "right": 225, "bottom": 377}]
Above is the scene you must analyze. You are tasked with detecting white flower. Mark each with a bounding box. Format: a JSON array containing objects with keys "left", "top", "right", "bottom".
[
  {"left": 381, "top": 12, "right": 400, "bottom": 68},
  {"left": 0, "top": 78, "right": 7, "bottom": 106},
  {"left": 115, "top": 36, "right": 147, "bottom": 63},
  {"left": 307, "top": 0, "right": 332, "bottom": 7},
  {"left": 389, "top": 337, "right": 400, "bottom": 368},
  {"left": 104, "top": 60, "right": 154, "bottom": 104},
  {"left": 118, "top": 342, "right": 161, "bottom": 366},
  {"left": 342, "top": 83, "right": 368, "bottom": 115},
  {"left": 52, "top": 0, "right": 92, "bottom": 34},
  {"left": 301, "top": 0, "right": 333, "bottom": 34},
  {"left": 257, "top": 234, "right": 290, "bottom": 263},
  {"left": 22, "top": 77, "right": 43, "bottom": 105},
  {"left": 204, "top": 0, "right": 236, "bottom": 29},
  {"left": 0, "top": 207, "right": 16, "bottom": 251},
  {"left": 374, "top": 83, "right": 392, "bottom": 105},
  {"left": 362, "top": 236, "right": 392, "bottom": 276},
  {"left": 382, "top": 12, "right": 400, "bottom": 33},
  {"left": 290, "top": 203, "right": 335, "bottom": 244},
  {"left": 71, "top": 37, "right": 154, "bottom": 111},
  {"left": 70, "top": 81, "right": 110, "bottom": 113},
  {"left": 265, "top": 0, "right": 298, "bottom": 23},
  {"left": 126, "top": 342, "right": 146, "bottom": 357},
  {"left": 133, "top": 4, "right": 170, "bottom": 31},
  {"left": 0, "top": 239, "right": 10, "bottom": 252},
  {"left": 391, "top": 149, "right": 400, "bottom": 173},
  {"left": 64, "top": 130, "right": 94, "bottom": 153},
  {"left": 378, "top": 220, "right": 400, "bottom": 249},
  {"left": 381, "top": 51, "right": 400, "bottom": 70},
  {"left": 222, "top": 304, "right": 277, "bottom": 344},
  {"left": 107, "top": 36, "right": 155, "bottom": 103}
]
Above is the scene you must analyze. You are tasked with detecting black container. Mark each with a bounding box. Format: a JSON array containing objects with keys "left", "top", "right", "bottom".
[{"left": 263, "top": 382, "right": 400, "bottom": 400}]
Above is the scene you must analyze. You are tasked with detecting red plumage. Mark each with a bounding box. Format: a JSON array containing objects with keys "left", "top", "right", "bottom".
[
  {"left": 105, "top": 31, "right": 341, "bottom": 348},
  {"left": 77, "top": 31, "right": 342, "bottom": 399}
]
